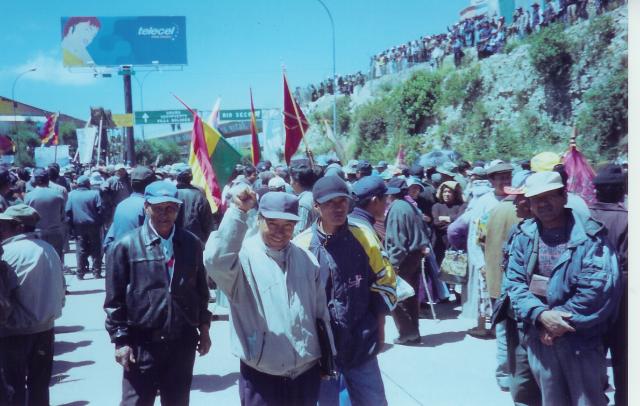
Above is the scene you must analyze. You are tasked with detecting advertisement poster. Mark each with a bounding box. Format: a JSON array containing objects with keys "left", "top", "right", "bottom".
[{"left": 61, "top": 16, "right": 187, "bottom": 67}]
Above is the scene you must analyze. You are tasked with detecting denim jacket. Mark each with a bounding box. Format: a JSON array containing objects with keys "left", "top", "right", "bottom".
[{"left": 504, "top": 209, "right": 621, "bottom": 349}]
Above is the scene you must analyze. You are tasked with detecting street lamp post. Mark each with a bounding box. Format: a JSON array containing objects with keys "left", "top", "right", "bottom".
[
  {"left": 315, "top": 0, "right": 337, "bottom": 138},
  {"left": 11, "top": 67, "right": 37, "bottom": 134},
  {"left": 133, "top": 69, "right": 157, "bottom": 141}
]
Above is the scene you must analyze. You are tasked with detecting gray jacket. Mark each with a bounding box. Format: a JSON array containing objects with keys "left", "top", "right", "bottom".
[
  {"left": 0, "top": 233, "right": 65, "bottom": 337},
  {"left": 204, "top": 207, "right": 333, "bottom": 378}
]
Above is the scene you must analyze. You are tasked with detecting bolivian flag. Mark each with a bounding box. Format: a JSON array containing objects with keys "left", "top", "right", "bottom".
[{"left": 188, "top": 114, "right": 242, "bottom": 213}]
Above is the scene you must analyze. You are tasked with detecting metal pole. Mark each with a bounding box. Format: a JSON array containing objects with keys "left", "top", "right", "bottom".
[
  {"left": 134, "top": 70, "right": 154, "bottom": 141},
  {"left": 315, "top": 0, "right": 337, "bottom": 138},
  {"left": 11, "top": 68, "right": 37, "bottom": 134},
  {"left": 122, "top": 66, "right": 136, "bottom": 166}
]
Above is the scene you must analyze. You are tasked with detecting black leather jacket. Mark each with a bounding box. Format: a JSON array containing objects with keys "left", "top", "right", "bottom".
[{"left": 104, "top": 221, "right": 211, "bottom": 345}]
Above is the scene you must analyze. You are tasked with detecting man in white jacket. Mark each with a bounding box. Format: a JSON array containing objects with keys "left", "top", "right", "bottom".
[{"left": 204, "top": 185, "right": 333, "bottom": 406}]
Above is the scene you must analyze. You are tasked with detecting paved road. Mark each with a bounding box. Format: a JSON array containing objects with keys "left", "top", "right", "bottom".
[{"left": 50, "top": 249, "right": 515, "bottom": 406}]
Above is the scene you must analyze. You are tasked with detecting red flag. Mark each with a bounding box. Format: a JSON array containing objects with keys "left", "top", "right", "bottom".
[
  {"left": 283, "top": 72, "right": 308, "bottom": 165},
  {"left": 40, "top": 112, "right": 59, "bottom": 145},
  {"left": 249, "top": 88, "right": 261, "bottom": 166},
  {"left": 563, "top": 145, "right": 596, "bottom": 205}
]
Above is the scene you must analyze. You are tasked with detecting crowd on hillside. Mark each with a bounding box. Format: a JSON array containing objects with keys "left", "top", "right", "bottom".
[
  {"left": 296, "top": 0, "right": 625, "bottom": 105},
  {"left": 0, "top": 145, "right": 628, "bottom": 405}
]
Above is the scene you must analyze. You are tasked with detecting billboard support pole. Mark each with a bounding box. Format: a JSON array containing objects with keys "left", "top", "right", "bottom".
[{"left": 122, "top": 66, "right": 136, "bottom": 166}]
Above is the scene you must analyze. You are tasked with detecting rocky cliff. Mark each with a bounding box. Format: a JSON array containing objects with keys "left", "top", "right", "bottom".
[{"left": 305, "top": 5, "right": 627, "bottom": 165}]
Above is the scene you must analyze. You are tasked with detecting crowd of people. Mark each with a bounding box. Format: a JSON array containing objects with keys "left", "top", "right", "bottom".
[
  {"left": 0, "top": 145, "right": 627, "bottom": 405},
  {"left": 296, "top": 0, "right": 625, "bottom": 106}
]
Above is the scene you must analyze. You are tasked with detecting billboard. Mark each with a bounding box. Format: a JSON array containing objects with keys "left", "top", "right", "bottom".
[{"left": 61, "top": 16, "right": 187, "bottom": 67}]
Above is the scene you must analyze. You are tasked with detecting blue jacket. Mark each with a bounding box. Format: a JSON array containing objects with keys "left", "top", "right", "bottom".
[
  {"left": 504, "top": 209, "right": 621, "bottom": 349},
  {"left": 103, "top": 193, "right": 146, "bottom": 252},
  {"left": 66, "top": 187, "right": 103, "bottom": 226},
  {"left": 294, "top": 220, "right": 396, "bottom": 368}
]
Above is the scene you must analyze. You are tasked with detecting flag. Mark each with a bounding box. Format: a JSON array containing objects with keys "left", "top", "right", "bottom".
[
  {"left": 322, "top": 119, "right": 345, "bottom": 162},
  {"left": 283, "top": 72, "right": 309, "bottom": 165},
  {"left": 395, "top": 144, "right": 405, "bottom": 166},
  {"left": 563, "top": 145, "right": 596, "bottom": 205},
  {"left": 188, "top": 114, "right": 242, "bottom": 213},
  {"left": 40, "top": 112, "right": 59, "bottom": 145},
  {"left": 249, "top": 88, "right": 261, "bottom": 166},
  {"left": 207, "top": 97, "right": 221, "bottom": 129}
]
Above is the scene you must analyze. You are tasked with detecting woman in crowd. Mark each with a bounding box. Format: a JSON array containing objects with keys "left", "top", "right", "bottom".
[{"left": 431, "top": 181, "right": 466, "bottom": 265}]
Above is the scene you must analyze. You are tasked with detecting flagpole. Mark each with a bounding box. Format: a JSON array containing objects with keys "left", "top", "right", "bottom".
[{"left": 96, "top": 118, "right": 103, "bottom": 165}]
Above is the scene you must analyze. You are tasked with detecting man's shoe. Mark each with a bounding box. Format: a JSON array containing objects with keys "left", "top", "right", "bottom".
[
  {"left": 393, "top": 334, "right": 421, "bottom": 345},
  {"left": 466, "top": 326, "right": 495, "bottom": 339},
  {"left": 93, "top": 271, "right": 102, "bottom": 279},
  {"left": 76, "top": 273, "right": 84, "bottom": 280}
]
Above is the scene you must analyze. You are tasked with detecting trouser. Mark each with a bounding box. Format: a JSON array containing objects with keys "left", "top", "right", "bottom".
[
  {"left": 318, "top": 356, "right": 387, "bottom": 406},
  {"left": 74, "top": 224, "right": 103, "bottom": 275},
  {"left": 491, "top": 298, "right": 510, "bottom": 389},
  {"left": 239, "top": 362, "right": 321, "bottom": 406},
  {"left": 391, "top": 252, "right": 422, "bottom": 339},
  {"left": 604, "top": 282, "right": 627, "bottom": 406},
  {"left": 527, "top": 334, "right": 608, "bottom": 406},
  {"left": 505, "top": 319, "right": 541, "bottom": 406},
  {"left": 121, "top": 330, "right": 198, "bottom": 406},
  {"left": 37, "top": 229, "right": 65, "bottom": 261},
  {"left": 0, "top": 329, "right": 54, "bottom": 406}
]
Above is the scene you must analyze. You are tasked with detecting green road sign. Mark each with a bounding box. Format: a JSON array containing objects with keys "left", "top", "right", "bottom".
[
  {"left": 219, "top": 109, "right": 262, "bottom": 121},
  {"left": 135, "top": 109, "right": 193, "bottom": 125}
]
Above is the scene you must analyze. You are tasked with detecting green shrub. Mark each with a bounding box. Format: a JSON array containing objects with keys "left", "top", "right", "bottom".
[
  {"left": 388, "top": 70, "right": 443, "bottom": 134},
  {"left": 528, "top": 24, "right": 572, "bottom": 82},
  {"left": 576, "top": 65, "right": 627, "bottom": 160},
  {"left": 438, "top": 64, "right": 483, "bottom": 109}
]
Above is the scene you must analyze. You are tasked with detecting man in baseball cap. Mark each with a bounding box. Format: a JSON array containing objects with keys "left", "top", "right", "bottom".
[
  {"left": 295, "top": 175, "right": 397, "bottom": 404},
  {"left": 504, "top": 171, "right": 622, "bottom": 406},
  {"left": 105, "top": 180, "right": 211, "bottom": 405},
  {"left": 203, "top": 186, "right": 332, "bottom": 405},
  {"left": 349, "top": 176, "right": 398, "bottom": 233}
]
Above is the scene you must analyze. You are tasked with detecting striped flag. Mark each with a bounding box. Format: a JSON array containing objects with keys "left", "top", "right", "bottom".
[
  {"left": 249, "top": 88, "right": 261, "bottom": 166},
  {"left": 283, "top": 72, "right": 308, "bottom": 165},
  {"left": 40, "top": 112, "right": 59, "bottom": 145},
  {"left": 188, "top": 114, "right": 242, "bottom": 213}
]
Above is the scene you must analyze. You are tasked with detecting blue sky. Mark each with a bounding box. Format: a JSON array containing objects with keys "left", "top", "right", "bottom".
[{"left": 1, "top": 0, "right": 469, "bottom": 123}]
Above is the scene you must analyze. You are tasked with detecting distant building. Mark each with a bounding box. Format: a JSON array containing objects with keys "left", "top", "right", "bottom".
[
  {"left": 0, "top": 96, "right": 84, "bottom": 135},
  {"left": 460, "top": 0, "right": 518, "bottom": 24}
]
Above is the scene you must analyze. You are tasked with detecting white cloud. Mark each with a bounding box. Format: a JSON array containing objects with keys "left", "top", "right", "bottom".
[{"left": 11, "top": 52, "right": 99, "bottom": 86}]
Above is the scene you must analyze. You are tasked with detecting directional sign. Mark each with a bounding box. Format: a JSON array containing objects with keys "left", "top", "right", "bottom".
[
  {"left": 218, "top": 120, "right": 263, "bottom": 138},
  {"left": 219, "top": 109, "right": 262, "bottom": 121},
  {"left": 134, "top": 110, "right": 192, "bottom": 125}
]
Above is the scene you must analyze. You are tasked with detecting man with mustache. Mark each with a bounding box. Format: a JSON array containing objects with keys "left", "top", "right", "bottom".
[{"left": 504, "top": 171, "right": 621, "bottom": 406}]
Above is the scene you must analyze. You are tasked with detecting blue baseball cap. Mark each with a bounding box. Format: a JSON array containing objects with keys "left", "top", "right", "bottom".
[
  {"left": 259, "top": 192, "right": 300, "bottom": 221},
  {"left": 313, "top": 175, "right": 352, "bottom": 204},
  {"left": 353, "top": 176, "right": 399, "bottom": 200},
  {"left": 144, "top": 181, "right": 183, "bottom": 205}
]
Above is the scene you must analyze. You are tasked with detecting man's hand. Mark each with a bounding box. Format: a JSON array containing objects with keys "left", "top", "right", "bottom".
[
  {"left": 421, "top": 246, "right": 431, "bottom": 256},
  {"left": 197, "top": 328, "right": 212, "bottom": 356},
  {"left": 115, "top": 345, "right": 136, "bottom": 371},
  {"left": 538, "top": 310, "right": 575, "bottom": 337},
  {"left": 230, "top": 184, "right": 257, "bottom": 213},
  {"left": 539, "top": 328, "right": 555, "bottom": 346}
]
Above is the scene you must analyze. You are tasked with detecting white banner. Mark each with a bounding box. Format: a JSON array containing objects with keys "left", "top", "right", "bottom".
[
  {"left": 76, "top": 127, "right": 97, "bottom": 164},
  {"left": 34, "top": 145, "right": 70, "bottom": 168}
]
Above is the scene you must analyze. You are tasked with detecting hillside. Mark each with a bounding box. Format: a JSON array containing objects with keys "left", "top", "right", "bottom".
[{"left": 305, "top": 5, "right": 628, "bottom": 166}]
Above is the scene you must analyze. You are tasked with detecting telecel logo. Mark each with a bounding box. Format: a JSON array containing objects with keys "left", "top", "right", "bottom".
[{"left": 138, "top": 26, "right": 178, "bottom": 39}]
